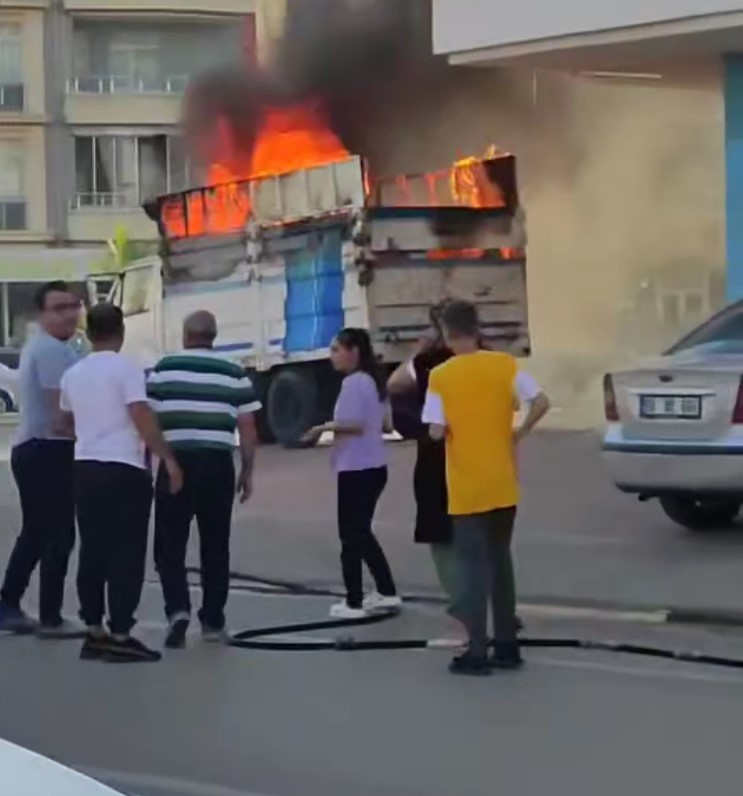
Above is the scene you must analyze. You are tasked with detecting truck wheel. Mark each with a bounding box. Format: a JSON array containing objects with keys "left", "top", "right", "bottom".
[
  {"left": 266, "top": 368, "right": 320, "bottom": 448},
  {"left": 659, "top": 496, "right": 741, "bottom": 531}
]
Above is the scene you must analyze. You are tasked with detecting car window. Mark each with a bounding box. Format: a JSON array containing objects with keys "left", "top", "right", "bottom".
[{"left": 666, "top": 301, "right": 743, "bottom": 354}]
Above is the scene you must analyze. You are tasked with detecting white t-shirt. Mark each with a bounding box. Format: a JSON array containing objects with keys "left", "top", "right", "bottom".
[
  {"left": 407, "top": 359, "right": 542, "bottom": 425},
  {"left": 60, "top": 351, "right": 148, "bottom": 470}
]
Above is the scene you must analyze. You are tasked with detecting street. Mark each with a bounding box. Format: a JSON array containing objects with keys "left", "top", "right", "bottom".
[{"left": 2, "top": 431, "right": 743, "bottom": 796}]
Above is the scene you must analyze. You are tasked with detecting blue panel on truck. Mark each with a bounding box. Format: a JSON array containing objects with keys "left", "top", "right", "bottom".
[{"left": 284, "top": 228, "right": 345, "bottom": 353}]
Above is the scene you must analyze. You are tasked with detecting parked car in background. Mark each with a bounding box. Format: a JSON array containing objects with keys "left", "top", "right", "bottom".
[
  {"left": 0, "top": 362, "right": 18, "bottom": 413},
  {"left": 603, "top": 299, "right": 743, "bottom": 531}
]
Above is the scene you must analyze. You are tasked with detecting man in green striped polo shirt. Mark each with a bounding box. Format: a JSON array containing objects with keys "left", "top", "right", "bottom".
[{"left": 147, "top": 311, "right": 261, "bottom": 649}]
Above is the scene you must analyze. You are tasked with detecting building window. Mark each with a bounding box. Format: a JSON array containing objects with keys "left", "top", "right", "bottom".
[
  {"left": 0, "top": 140, "right": 26, "bottom": 230},
  {"left": 69, "top": 21, "right": 242, "bottom": 95},
  {"left": 0, "top": 24, "right": 23, "bottom": 111},
  {"left": 72, "top": 135, "right": 191, "bottom": 208}
]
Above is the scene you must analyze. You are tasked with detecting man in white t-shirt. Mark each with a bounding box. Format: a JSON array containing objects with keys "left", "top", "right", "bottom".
[{"left": 60, "top": 303, "right": 183, "bottom": 664}]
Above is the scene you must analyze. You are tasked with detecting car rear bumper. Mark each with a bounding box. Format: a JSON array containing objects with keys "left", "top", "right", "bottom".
[{"left": 602, "top": 446, "right": 743, "bottom": 495}]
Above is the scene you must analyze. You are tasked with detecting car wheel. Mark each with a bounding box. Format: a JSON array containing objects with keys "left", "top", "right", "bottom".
[
  {"left": 659, "top": 496, "right": 741, "bottom": 531},
  {"left": 0, "top": 391, "right": 14, "bottom": 413}
]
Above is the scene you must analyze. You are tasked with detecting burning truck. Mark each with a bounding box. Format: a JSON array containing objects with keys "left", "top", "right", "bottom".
[{"left": 119, "top": 141, "right": 530, "bottom": 446}]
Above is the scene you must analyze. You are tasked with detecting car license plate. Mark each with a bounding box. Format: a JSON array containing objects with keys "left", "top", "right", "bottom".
[{"left": 639, "top": 394, "right": 702, "bottom": 420}]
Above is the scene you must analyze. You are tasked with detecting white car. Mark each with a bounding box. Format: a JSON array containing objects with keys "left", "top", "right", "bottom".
[
  {"left": 603, "top": 300, "right": 743, "bottom": 531},
  {"left": 0, "top": 737, "right": 122, "bottom": 795},
  {"left": 0, "top": 363, "right": 17, "bottom": 413}
]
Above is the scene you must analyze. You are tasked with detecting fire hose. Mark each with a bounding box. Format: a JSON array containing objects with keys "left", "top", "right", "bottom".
[{"left": 189, "top": 568, "right": 743, "bottom": 670}]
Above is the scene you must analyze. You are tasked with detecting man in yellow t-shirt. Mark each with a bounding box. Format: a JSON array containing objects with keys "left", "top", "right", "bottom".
[{"left": 422, "top": 300, "right": 549, "bottom": 676}]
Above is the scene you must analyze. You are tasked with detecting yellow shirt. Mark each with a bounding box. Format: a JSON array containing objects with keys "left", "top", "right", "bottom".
[{"left": 425, "top": 350, "right": 519, "bottom": 515}]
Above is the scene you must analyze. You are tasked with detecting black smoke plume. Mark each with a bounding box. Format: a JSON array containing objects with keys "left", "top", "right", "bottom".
[{"left": 182, "top": 0, "right": 432, "bottom": 166}]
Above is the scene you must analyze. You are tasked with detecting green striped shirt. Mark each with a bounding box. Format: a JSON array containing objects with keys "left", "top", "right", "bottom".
[{"left": 147, "top": 350, "right": 261, "bottom": 452}]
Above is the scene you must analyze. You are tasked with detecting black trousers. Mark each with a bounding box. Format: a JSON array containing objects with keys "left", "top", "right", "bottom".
[
  {"left": 75, "top": 461, "right": 153, "bottom": 636},
  {"left": 154, "top": 449, "right": 235, "bottom": 630},
  {"left": 337, "top": 466, "right": 396, "bottom": 609},
  {"left": 0, "top": 439, "right": 75, "bottom": 624}
]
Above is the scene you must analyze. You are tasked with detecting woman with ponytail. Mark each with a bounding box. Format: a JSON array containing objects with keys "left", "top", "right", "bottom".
[{"left": 302, "top": 328, "right": 400, "bottom": 619}]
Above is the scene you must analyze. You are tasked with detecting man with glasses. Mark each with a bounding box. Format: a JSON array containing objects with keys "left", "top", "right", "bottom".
[{"left": 0, "top": 281, "right": 83, "bottom": 637}]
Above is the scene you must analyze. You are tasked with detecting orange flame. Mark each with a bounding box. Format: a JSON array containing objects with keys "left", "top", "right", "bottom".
[
  {"left": 450, "top": 145, "right": 506, "bottom": 209},
  {"left": 160, "top": 128, "right": 511, "bottom": 240},
  {"left": 161, "top": 102, "right": 350, "bottom": 238}
]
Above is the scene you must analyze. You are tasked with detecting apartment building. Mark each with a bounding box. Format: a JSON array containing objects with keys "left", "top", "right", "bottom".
[{"left": 0, "top": 0, "right": 254, "bottom": 346}]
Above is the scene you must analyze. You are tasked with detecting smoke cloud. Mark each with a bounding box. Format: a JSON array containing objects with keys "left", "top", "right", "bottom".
[{"left": 182, "top": 0, "right": 433, "bottom": 167}]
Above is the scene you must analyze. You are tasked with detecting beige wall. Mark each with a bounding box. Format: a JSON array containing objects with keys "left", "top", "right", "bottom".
[
  {"left": 65, "top": 94, "right": 181, "bottom": 126},
  {"left": 255, "top": 0, "right": 287, "bottom": 64},
  {"left": 352, "top": 63, "right": 725, "bottom": 427},
  {"left": 68, "top": 207, "right": 158, "bottom": 242}
]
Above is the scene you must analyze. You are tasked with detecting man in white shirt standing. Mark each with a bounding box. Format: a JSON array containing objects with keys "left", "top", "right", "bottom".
[{"left": 60, "top": 303, "right": 183, "bottom": 663}]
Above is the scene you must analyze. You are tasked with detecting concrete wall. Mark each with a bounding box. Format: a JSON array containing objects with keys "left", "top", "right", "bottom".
[
  {"left": 434, "top": 0, "right": 743, "bottom": 55},
  {"left": 353, "top": 61, "right": 725, "bottom": 426}
]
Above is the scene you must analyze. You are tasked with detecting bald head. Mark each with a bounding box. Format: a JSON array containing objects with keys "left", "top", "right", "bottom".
[{"left": 183, "top": 310, "right": 217, "bottom": 349}]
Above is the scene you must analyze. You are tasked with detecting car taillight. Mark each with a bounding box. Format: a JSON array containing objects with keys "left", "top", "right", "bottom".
[
  {"left": 732, "top": 377, "right": 743, "bottom": 423},
  {"left": 603, "top": 373, "right": 619, "bottom": 421}
]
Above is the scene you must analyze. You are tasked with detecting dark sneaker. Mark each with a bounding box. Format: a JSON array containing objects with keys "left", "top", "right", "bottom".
[
  {"left": 490, "top": 641, "right": 524, "bottom": 670},
  {"left": 80, "top": 634, "right": 112, "bottom": 661},
  {"left": 449, "top": 652, "right": 492, "bottom": 677},
  {"left": 165, "top": 617, "right": 189, "bottom": 650},
  {"left": 104, "top": 636, "right": 162, "bottom": 663},
  {"left": 0, "top": 605, "right": 36, "bottom": 635},
  {"left": 36, "top": 619, "right": 87, "bottom": 641}
]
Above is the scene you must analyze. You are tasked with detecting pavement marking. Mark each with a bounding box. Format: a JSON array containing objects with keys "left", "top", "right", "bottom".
[
  {"left": 534, "top": 654, "right": 743, "bottom": 685},
  {"left": 519, "top": 604, "right": 669, "bottom": 624},
  {"left": 151, "top": 581, "right": 672, "bottom": 625},
  {"left": 77, "top": 767, "right": 274, "bottom": 796}
]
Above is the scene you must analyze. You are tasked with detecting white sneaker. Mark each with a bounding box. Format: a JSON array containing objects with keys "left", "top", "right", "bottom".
[
  {"left": 363, "top": 592, "right": 403, "bottom": 613},
  {"left": 329, "top": 602, "right": 368, "bottom": 620},
  {"left": 201, "top": 626, "right": 231, "bottom": 644}
]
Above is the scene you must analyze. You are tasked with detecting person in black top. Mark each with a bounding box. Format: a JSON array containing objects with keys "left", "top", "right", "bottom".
[{"left": 388, "top": 301, "right": 458, "bottom": 599}]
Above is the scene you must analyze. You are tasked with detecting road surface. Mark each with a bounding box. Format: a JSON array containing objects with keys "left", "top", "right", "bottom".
[{"left": 1, "top": 431, "right": 743, "bottom": 796}]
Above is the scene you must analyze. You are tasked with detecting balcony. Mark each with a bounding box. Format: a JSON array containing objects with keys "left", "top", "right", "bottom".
[
  {"left": 0, "top": 198, "right": 27, "bottom": 232},
  {"left": 0, "top": 84, "right": 25, "bottom": 114},
  {"left": 67, "top": 74, "right": 188, "bottom": 95},
  {"left": 68, "top": 193, "right": 158, "bottom": 241},
  {"left": 65, "top": 75, "right": 183, "bottom": 125}
]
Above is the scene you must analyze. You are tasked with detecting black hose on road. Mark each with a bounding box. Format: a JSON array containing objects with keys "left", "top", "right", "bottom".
[{"left": 211, "top": 568, "right": 743, "bottom": 671}]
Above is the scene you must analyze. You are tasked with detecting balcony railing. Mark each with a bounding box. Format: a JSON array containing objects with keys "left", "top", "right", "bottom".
[
  {"left": 70, "top": 192, "right": 139, "bottom": 210},
  {"left": 0, "top": 84, "right": 24, "bottom": 112},
  {"left": 66, "top": 75, "right": 189, "bottom": 95},
  {"left": 0, "top": 198, "right": 27, "bottom": 231}
]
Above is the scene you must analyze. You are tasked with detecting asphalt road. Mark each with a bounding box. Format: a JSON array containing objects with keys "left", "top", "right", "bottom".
[{"left": 2, "top": 431, "right": 743, "bottom": 796}]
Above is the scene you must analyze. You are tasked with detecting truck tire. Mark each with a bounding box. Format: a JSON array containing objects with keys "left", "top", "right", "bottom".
[
  {"left": 659, "top": 496, "right": 741, "bottom": 531},
  {"left": 266, "top": 368, "right": 320, "bottom": 448}
]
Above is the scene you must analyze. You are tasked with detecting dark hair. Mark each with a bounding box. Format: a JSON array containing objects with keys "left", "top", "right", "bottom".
[
  {"left": 440, "top": 299, "right": 480, "bottom": 339},
  {"left": 335, "top": 327, "right": 387, "bottom": 400},
  {"left": 86, "top": 302, "right": 124, "bottom": 344},
  {"left": 35, "top": 280, "right": 72, "bottom": 311}
]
